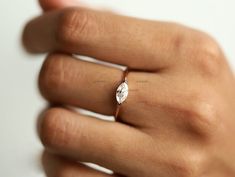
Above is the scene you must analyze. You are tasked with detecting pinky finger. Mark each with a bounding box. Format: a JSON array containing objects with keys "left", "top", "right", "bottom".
[{"left": 42, "top": 151, "right": 121, "bottom": 177}]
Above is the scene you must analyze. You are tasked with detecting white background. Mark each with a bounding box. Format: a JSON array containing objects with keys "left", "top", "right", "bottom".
[{"left": 0, "top": 0, "right": 235, "bottom": 177}]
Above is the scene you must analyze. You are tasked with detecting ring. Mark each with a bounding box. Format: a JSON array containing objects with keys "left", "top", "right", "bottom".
[{"left": 115, "top": 68, "right": 129, "bottom": 120}]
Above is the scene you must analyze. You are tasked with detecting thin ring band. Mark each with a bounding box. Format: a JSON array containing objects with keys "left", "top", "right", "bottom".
[{"left": 115, "top": 68, "right": 129, "bottom": 120}]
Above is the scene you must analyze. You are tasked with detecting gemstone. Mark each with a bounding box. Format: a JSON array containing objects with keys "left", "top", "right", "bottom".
[{"left": 116, "top": 82, "right": 128, "bottom": 104}]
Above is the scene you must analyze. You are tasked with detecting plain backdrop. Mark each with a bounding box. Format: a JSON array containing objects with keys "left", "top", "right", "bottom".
[{"left": 0, "top": 0, "right": 235, "bottom": 176}]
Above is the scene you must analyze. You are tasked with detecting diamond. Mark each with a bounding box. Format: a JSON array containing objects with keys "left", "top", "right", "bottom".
[{"left": 116, "top": 82, "right": 128, "bottom": 104}]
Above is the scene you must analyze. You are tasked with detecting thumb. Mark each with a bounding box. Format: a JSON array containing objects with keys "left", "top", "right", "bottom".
[{"left": 39, "top": 0, "right": 84, "bottom": 11}]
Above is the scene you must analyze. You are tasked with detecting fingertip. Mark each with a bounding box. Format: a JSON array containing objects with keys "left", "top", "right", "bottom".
[
  {"left": 39, "top": 0, "right": 80, "bottom": 11},
  {"left": 42, "top": 151, "right": 64, "bottom": 177},
  {"left": 22, "top": 20, "right": 37, "bottom": 53}
]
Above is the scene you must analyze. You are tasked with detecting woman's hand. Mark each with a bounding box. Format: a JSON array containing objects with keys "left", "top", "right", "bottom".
[{"left": 23, "top": 1, "right": 235, "bottom": 177}]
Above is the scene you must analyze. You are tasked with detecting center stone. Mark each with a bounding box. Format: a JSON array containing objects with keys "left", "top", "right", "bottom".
[{"left": 116, "top": 82, "right": 129, "bottom": 105}]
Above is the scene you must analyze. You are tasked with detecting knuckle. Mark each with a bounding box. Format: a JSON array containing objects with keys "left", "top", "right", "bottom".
[
  {"left": 172, "top": 27, "right": 188, "bottom": 53},
  {"left": 183, "top": 93, "right": 218, "bottom": 136},
  {"left": 172, "top": 151, "right": 206, "bottom": 177},
  {"left": 39, "top": 54, "right": 66, "bottom": 99},
  {"left": 167, "top": 23, "right": 193, "bottom": 57},
  {"left": 191, "top": 33, "right": 224, "bottom": 76},
  {"left": 56, "top": 8, "right": 90, "bottom": 46},
  {"left": 172, "top": 161, "right": 194, "bottom": 177},
  {"left": 40, "top": 108, "right": 68, "bottom": 149}
]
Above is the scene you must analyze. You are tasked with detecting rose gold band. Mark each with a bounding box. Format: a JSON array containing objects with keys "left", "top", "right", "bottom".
[{"left": 115, "top": 68, "right": 129, "bottom": 121}]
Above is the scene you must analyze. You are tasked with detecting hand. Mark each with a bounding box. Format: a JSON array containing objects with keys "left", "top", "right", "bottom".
[{"left": 23, "top": 1, "right": 235, "bottom": 176}]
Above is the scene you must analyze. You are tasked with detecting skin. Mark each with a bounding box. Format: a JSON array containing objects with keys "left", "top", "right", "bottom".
[{"left": 23, "top": 0, "right": 235, "bottom": 176}]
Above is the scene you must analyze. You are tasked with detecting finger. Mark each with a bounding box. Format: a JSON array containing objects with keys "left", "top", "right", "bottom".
[
  {"left": 39, "top": 107, "right": 150, "bottom": 176},
  {"left": 39, "top": 53, "right": 123, "bottom": 115},
  {"left": 23, "top": 7, "right": 191, "bottom": 70},
  {"left": 39, "top": 0, "right": 81, "bottom": 11},
  {"left": 42, "top": 151, "right": 118, "bottom": 177}
]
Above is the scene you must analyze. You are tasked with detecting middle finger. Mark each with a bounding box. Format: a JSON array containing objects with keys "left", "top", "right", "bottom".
[{"left": 23, "top": 7, "right": 191, "bottom": 70}]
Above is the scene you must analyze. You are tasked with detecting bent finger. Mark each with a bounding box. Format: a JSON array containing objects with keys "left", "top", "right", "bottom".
[
  {"left": 42, "top": 151, "right": 119, "bottom": 177},
  {"left": 23, "top": 7, "right": 193, "bottom": 70},
  {"left": 39, "top": 107, "right": 150, "bottom": 175},
  {"left": 39, "top": 53, "right": 123, "bottom": 115}
]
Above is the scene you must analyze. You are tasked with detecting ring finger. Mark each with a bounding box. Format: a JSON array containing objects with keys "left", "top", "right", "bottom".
[{"left": 39, "top": 53, "right": 123, "bottom": 115}]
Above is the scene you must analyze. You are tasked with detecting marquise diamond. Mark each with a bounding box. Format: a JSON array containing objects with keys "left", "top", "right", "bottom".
[{"left": 116, "top": 82, "right": 128, "bottom": 104}]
